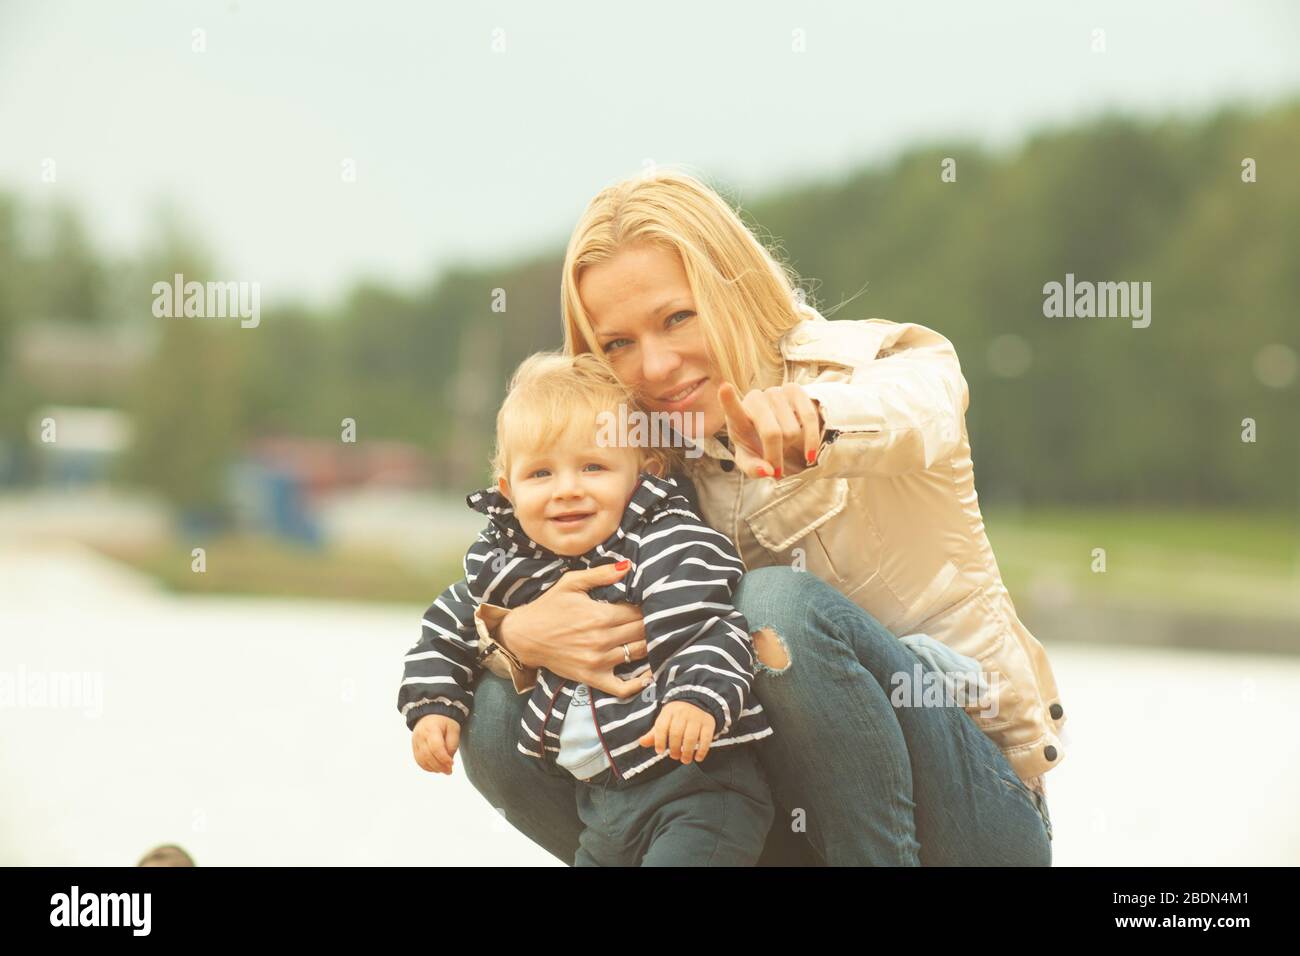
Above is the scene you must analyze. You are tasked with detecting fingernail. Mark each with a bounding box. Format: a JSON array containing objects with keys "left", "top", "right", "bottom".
[
  {"left": 773, "top": 467, "right": 783, "bottom": 479},
  {"left": 757, "top": 467, "right": 768, "bottom": 477},
  {"left": 615, "top": 559, "right": 630, "bottom": 570},
  {"left": 806, "top": 449, "right": 817, "bottom": 464}
]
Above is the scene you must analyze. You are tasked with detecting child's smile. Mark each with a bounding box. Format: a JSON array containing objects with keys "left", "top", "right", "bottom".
[{"left": 550, "top": 510, "right": 596, "bottom": 526}]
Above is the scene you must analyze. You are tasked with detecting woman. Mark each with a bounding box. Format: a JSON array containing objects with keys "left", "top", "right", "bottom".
[{"left": 456, "top": 169, "right": 1065, "bottom": 865}]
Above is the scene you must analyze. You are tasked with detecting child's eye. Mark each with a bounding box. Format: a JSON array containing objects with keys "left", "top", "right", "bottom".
[
  {"left": 582, "top": 463, "right": 605, "bottom": 472},
  {"left": 528, "top": 468, "right": 550, "bottom": 479}
]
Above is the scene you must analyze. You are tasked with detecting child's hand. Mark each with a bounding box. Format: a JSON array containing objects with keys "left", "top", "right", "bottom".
[
  {"left": 639, "top": 700, "right": 716, "bottom": 764},
  {"left": 412, "top": 714, "right": 460, "bottom": 775}
]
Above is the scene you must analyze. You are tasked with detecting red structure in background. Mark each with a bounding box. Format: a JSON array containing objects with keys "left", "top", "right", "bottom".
[{"left": 230, "top": 436, "right": 435, "bottom": 544}]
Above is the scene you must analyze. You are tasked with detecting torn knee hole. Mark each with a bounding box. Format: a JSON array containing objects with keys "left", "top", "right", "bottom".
[{"left": 752, "top": 627, "right": 791, "bottom": 673}]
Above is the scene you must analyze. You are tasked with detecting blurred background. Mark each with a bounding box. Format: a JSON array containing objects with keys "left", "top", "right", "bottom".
[{"left": 0, "top": 0, "right": 1297, "bottom": 866}]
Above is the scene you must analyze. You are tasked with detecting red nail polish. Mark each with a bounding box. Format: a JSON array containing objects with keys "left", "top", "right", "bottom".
[
  {"left": 806, "top": 449, "right": 817, "bottom": 464},
  {"left": 615, "top": 559, "right": 630, "bottom": 571},
  {"left": 773, "top": 467, "right": 783, "bottom": 479}
]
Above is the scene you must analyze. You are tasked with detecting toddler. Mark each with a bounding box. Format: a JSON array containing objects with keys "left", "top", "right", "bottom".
[{"left": 397, "top": 351, "right": 775, "bottom": 866}]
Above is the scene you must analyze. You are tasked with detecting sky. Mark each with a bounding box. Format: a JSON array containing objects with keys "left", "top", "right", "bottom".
[{"left": 1, "top": 0, "right": 1298, "bottom": 306}]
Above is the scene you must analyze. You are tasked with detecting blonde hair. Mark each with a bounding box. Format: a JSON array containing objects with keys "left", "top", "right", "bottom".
[
  {"left": 491, "top": 351, "right": 680, "bottom": 483},
  {"left": 561, "top": 168, "right": 809, "bottom": 396}
]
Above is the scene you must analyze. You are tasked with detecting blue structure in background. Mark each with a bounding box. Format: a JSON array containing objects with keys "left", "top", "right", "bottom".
[{"left": 227, "top": 461, "right": 321, "bottom": 547}]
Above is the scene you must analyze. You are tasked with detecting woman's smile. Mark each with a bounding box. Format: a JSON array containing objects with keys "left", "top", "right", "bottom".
[{"left": 653, "top": 376, "right": 709, "bottom": 412}]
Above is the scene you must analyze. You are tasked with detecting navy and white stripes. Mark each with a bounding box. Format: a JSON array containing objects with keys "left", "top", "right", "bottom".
[{"left": 397, "top": 472, "right": 773, "bottom": 785}]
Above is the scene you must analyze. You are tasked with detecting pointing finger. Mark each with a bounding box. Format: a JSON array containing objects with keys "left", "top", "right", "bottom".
[{"left": 718, "top": 383, "right": 763, "bottom": 458}]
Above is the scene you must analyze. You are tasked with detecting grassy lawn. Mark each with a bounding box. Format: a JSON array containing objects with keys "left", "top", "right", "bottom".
[
  {"left": 984, "top": 508, "right": 1300, "bottom": 619},
  {"left": 93, "top": 535, "right": 466, "bottom": 606},
  {"left": 91, "top": 510, "right": 1300, "bottom": 619}
]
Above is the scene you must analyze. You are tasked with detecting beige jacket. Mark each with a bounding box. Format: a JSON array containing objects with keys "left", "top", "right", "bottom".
[{"left": 478, "top": 304, "right": 1066, "bottom": 795}]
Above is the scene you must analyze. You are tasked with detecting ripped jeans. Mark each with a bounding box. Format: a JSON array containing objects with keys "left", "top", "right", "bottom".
[{"left": 457, "top": 565, "right": 1052, "bottom": 866}]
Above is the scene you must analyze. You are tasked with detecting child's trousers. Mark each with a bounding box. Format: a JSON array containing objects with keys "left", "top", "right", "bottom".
[{"left": 572, "top": 743, "right": 774, "bottom": 866}]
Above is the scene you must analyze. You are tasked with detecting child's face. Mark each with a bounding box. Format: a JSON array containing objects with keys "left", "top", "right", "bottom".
[{"left": 499, "top": 422, "right": 644, "bottom": 557}]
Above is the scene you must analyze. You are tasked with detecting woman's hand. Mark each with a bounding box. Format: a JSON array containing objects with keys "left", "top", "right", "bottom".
[
  {"left": 497, "top": 562, "right": 651, "bottom": 697},
  {"left": 717, "top": 381, "right": 824, "bottom": 480}
]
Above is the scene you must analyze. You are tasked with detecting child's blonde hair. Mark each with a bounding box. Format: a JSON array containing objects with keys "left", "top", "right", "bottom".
[
  {"left": 560, "top": 168, "right": 809, "bottom": 395},
  {"left": 491, "top": 351, "right": 680, "bottom": 483}
]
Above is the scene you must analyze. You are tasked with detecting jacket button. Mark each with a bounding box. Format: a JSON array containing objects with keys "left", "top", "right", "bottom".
[
  {"left": 1044, "top": 745, "right": 1058, "bottom": 762},
  {"left": 1049, "top": 703, "right": 1064, "bottom": 720},
  {"left": 720, "top": 460, "right": 735, "bottom": 472}
]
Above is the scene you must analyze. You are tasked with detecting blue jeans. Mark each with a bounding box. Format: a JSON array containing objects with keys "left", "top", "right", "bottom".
[{"left": 458, "top": 566, "right": 1052, "bottom": 866}]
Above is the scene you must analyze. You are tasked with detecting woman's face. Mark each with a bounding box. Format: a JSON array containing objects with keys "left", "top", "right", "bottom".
[{"left": 577, "top": 242, "right": 726, "bottom": 439}]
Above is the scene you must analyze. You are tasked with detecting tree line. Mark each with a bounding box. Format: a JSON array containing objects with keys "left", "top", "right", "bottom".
[{"left": 0, "top": 98, "right": 1296, "bottom": 513}]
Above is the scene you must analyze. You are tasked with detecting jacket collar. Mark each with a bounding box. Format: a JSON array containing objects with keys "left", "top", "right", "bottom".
[
  {"left": 465, "top": 471, "right": 687, "bottom": 559},
  {"left": 780, "top": 302, "right": 892, "bottom": 366}
]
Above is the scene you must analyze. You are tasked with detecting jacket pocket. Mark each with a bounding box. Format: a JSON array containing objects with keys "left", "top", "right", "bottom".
[
  {"left": 908, "top": 586, "right": 1003, "bottom": 662},
  {"left": 743, "top": 477, "right": 851, "bottom": 580},
  {"left": 893, "top": 560, "right": 962, "bottom": 636},
  {"left": 905, "top": 588, "right": 1023, "bottom": 732}
]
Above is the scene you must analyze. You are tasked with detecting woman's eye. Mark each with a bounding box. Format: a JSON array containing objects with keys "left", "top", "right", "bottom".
[
  {"left": 603, "top": 338, "right": 631, "bottom": 353},
  {"left": 667, "top": 310, "right": 694, "bottom": 327}
]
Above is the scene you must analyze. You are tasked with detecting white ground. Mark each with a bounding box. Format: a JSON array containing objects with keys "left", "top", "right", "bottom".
[{"left": 2, "top": 543, "right": 1298, "bottom": 866}]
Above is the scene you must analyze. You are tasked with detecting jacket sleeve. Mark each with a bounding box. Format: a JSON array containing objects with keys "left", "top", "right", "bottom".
[
  {"left": 397, "top": 536, "right": 495, "bottom": 731},
  {"left": 632, "top": 515, "right": 756, "bottom": 738},
  {"left": 799, "top": 320, "right": 970, "bottom": 478}
]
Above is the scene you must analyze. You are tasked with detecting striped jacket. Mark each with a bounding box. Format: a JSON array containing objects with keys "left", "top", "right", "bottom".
[{"left": 397, "top": 472, "right": 774, "bottom": 785}]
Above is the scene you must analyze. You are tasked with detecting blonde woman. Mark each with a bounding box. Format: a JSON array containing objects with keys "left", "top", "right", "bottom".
[{"left": 456, "top": 169, "right": 1065, "bottom": 866}]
